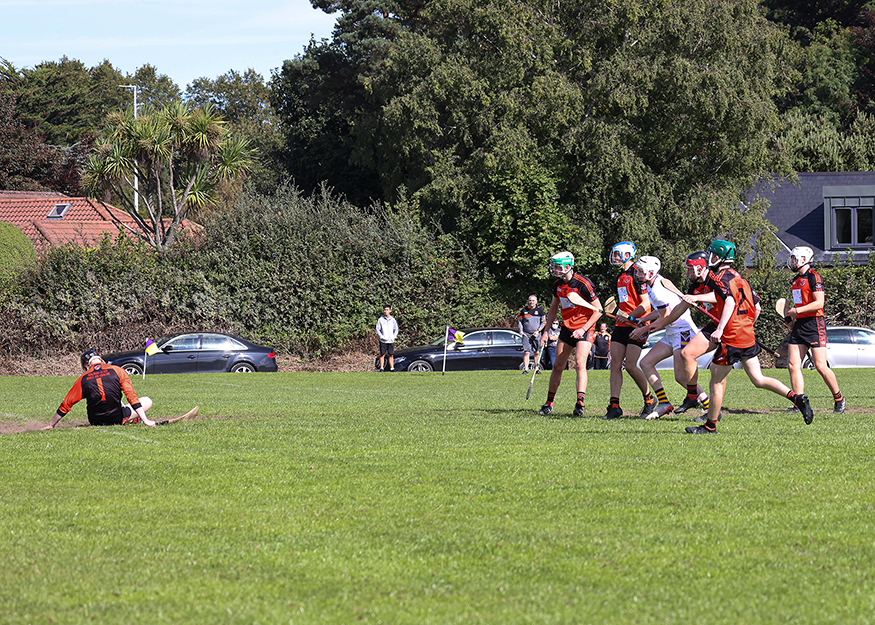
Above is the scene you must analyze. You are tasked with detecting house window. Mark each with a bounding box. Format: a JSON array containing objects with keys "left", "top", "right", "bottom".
[
  {"left": 46, "top": 203, "right": 71, "bottom": 219},
  {"left": 833, "top": 205, "right": 874, "bottom": 246}
]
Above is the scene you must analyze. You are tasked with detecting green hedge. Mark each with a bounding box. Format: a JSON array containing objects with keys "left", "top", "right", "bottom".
[{"left": 0, "top": 184, "right": 510, "bottom": 359}]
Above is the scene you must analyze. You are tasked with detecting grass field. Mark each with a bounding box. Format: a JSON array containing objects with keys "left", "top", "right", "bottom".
[{"left": 2, "top": 368, "right": 874, "bottom": 624}]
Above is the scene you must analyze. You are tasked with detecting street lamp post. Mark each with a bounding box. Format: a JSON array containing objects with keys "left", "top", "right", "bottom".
[{"left": 120, "top": 85, "right": 139, "bottom": 214}]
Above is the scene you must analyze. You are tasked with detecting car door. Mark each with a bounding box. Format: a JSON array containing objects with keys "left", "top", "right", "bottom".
[
  {"left": 155, "top": 333, "right": 201, "bottom": 373},
  {"left": 486, "top": 330, "right": 525, "bottom": 369},
  {"left": 824, "top": 328, "right": 853, "bottom": 367},
  {"left": 850, "top": 327, "right": 875, "bottom": 366},
  {"left": 198, "top": 334, "right": 241, "bottom": 372},
  {"left": 444, "top": 331, "right": 490, "bottom": 370}
]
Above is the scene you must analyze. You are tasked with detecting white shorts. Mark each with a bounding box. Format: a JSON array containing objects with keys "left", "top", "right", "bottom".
[{"left": 661, "top": 319, "right": 699, "bottom": 352}]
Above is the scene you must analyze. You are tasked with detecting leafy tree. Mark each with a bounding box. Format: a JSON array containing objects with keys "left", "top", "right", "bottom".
[
  {"left": 186, "top": 69, "right": 285, "bottom": 195},
  {"left": 128, "top": 64, "right": 182, "bottom": 109},
  {"left": 0, "top": 57, "right": 127, "bottom": 146},
  {"left": 82, "top": 103, "right": 253, "bottom": 250},
  {"left": 0, "top": 89, "right": 86, "bottom": 194}
]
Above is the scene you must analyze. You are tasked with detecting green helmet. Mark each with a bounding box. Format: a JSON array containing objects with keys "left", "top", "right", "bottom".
[
  {"left": 707, "top": 240, "right": 736, "bottom": 266},
  {"left": 549, "top": 251, "right": 574, "bottom": 278}
]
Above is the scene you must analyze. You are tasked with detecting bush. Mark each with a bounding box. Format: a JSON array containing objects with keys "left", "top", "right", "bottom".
[{"left": 0, "top": 184, "right": 510, "bottom": 361}]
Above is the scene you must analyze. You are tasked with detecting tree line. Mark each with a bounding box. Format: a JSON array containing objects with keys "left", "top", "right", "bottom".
[{"left": 2, "top": 0, "right": 875, "bottom": 361}]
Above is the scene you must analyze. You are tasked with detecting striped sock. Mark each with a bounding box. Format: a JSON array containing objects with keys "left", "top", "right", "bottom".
[
  {"left": 577, "top": 391, "right": 586, "bottom": 406},
  {"left": 834, "top": 391, "right": 844, "bottom": 402},
  {"left": 654, "top": 387, "right": 669, "bottom": 404},
  {"left": 609, "top": 396, "right": 620, "bottom": 408},
  {"left": 700, "top": 395, "right": 710, "bottom": 411},
  {"left": 686, "top": 384, "right": 698, "bottom": 400}
]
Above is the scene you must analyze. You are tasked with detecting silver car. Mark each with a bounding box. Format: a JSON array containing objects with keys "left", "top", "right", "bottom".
[{"left": 776, "top": 326, "right": 875, "bottom": 368}]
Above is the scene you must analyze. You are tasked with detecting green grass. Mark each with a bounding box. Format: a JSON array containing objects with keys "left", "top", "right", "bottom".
[{"left": 2, "top": 369, "right": 875, "bottom": 624}]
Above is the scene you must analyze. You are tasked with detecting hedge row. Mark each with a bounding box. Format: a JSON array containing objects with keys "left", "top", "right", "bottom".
[{"left": 0, "top": 184, "right": 511, "bottom": 360}]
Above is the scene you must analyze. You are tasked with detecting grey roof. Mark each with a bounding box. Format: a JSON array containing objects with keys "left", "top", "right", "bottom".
[{"left": 749, "top": 172, "right": 875, "bottom": 265}]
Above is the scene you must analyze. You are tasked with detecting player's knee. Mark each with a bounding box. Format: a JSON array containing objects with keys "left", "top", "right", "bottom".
[{"left": 140, "top": 396, "right": 153, "bottom": 412}]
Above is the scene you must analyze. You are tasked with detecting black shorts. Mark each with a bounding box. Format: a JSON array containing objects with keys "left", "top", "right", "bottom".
[
  {"left": 789, "top": 317, "right": 827, "bottom": 348},
  {"left": 379, "top": 342, "right": 395, "bottom": 356},
  {"left": 611, "top": 325, "right": 646, "bottom": 348},
  {"left": 712, "top": 342, "right": 760, "bottom": 367},
  {"left": 89, "top": 405, "right": 130, "bottom": 426},
  {"left": 559, "top": 325, "right": 595, "bottom": 347},
  {"left": 698, "top": 322, "right": 717, "bottom": 342}
]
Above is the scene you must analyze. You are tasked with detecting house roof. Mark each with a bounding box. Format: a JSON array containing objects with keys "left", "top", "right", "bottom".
[
  {"left": 0, "top": 195, "right": 201, "bottom": 252},
  {"left": 750, "top": 172, "right": 875, "bottom": 265}
]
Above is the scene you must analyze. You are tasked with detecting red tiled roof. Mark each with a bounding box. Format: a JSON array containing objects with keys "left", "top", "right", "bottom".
[{"left": 0, "top": 196, "right": 201, "bottom": 252}]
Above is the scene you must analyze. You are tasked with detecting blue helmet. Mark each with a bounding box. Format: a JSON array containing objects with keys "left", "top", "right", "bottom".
[{"left": 610, "top": 241, "right": 637, "bottom": 266}]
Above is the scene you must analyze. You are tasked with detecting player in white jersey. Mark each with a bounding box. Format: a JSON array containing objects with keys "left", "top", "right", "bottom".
[{"left": 628, "top": 256, "right": 710, "bottom": 420}]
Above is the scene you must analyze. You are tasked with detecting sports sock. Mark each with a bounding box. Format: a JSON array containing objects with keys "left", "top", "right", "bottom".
[
  {"left": 700, "top": 395, "right": 710, "bottom": 411},
  {"left": 577, "top": 391, "right": 586, "bottom": 406},
  {"left": 546, "top": 391, "right": 556, "bottom": 404},
  {"left": 686, "top": 384, "right": 698, "bottom": 399},
  {"left": 654, "top": 387, "right": 669, "bottom": 404},
  {"left": 786, "top": 390, "right": 797, "bottom": 401},
  {"left": 704, "top": 420, "right": 717, "bottom": 432},
  {"left": 834, "top": 391, "right": 844, "bottom": 402},
  {"left": 643, "top": 391, "right": 654, "bottom": 403},
  {"left": 609, "top": 396, "right": 620, "bottom": 408}
]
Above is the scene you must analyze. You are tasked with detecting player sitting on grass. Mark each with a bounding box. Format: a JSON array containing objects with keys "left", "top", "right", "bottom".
[{"left": 43, "top": 350, "right": 156, "bottom": 429}]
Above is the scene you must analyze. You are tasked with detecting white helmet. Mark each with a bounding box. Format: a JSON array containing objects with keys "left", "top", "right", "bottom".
[
  {"left": 634, "top": 255, "right": 661, "bottom": 283},
  {"left": 549, "top": 251, "right": 574, "bottom": 278},
  {"left": 789, "top": 246, "right": 814, "bottom": 270},
  {"left": 610, "top": 241, "right": 637, "bottom": 266}
]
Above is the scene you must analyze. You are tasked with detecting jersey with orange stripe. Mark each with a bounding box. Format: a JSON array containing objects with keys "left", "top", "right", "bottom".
[
  {"left": 552, "top": 273, "right": 599, "bottom": 331},
  {"left": 703, "top": 268, "right": 757, "bottom": 348},
  {"left": 615, "top": 266, "right": 649, "bottom": 328},
  {"left": 58, "top": 363, "right": 142, "bottom": 426},
  {"left": 790, "top": 269, "right": 825, "bottom": 319}
]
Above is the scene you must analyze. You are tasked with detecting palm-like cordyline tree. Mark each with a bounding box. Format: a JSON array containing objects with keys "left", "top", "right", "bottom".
[{"left": 82, "top": 102, "right": 253, "bottom": 250}]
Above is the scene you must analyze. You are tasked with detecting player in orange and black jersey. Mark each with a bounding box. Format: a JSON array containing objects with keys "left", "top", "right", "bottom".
[
  {"left": 785, "top": 246, "right": 844, "bottom": 413},
  {"left": 602, "top": 241, "right": 655, "bottom": 420},
  {"left": 678, "top": 241, "right": 813, "bottom": 433},
  {"left": 42, "top": 350, "right": 157, "bottom": 429},
  {"left": 537, "top": 251, "right": 602, "bottom": 417}
]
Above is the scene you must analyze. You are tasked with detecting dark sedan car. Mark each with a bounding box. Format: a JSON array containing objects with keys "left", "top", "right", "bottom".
[
  {"left": 382, "top": 328, "right": 525, "bottom": 372},
  {"left": 104, "top": 333, "right": 278, "bottom": 375}
]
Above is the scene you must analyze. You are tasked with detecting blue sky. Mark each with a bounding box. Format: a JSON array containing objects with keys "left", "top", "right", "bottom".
[{"left": 3, "top": 0, "right": 337, "bottom": 89}]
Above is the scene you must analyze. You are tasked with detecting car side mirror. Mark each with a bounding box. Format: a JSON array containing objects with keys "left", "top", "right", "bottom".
[{"left": 164, "top": 345, "right": 174, "bottom": 352}]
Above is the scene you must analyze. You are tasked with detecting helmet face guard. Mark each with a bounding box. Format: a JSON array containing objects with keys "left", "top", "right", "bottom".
[
  {"left": 634, "top": 255, "right": 661, "bottom": 284},
  {"left": 610, "top": 241, "right": 637, "bottom": 267},
  {"left": 707, "top": 240, "right": 736, "bottom": 267},
  {"left": 685, "top": 251, "right": 709, "bottom": 281},
  {"left": 549, "top": 251, "right": 574, "bottom": 278},
  {"left": 80, "top": 349, "right": 101, "bottom": 370},
  {"left": 789, "top": 246, "right": 814, "bottom": 271}
]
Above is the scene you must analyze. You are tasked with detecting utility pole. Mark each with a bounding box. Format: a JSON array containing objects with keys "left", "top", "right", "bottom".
[{"left": 119, "top": 85, "right": 139, "bottom": 214}]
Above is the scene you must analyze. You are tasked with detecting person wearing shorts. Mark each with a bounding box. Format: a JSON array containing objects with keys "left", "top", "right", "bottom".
[
  {"left": 43, "top": 350, "right": 156, "bottom": 429},
  {"left": 518, "top": 295, "right": 546, "bottom": 373},
  {"left": 628, "top": 256, "right": 709, "bottom": 420},
  {"left": 376, "top": 305, "right": 399, "bottom": 371},
  {"left": 603, "top": 241, "right": 654, "bottom": 420},
  {"left": 785, "top": 246, "right": 845, "bottom": 413},
  {"left": 538, "top": 251, "right": 602, "bottom": 417},
  {"left": 677, "top": 241, "right": 813, "bottom": 434}
]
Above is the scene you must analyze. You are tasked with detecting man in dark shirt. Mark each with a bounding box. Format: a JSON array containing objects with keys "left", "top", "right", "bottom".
[{"left": 43, "top": 350, "right": 156, "bottom": 428}]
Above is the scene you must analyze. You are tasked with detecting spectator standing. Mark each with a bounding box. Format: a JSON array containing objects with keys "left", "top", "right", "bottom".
[
  {"left": 592, "top": 323, "right": 612, "bottom": 370},
  {"left": 518, "top": 295, "right": 546, "bottom": 373},
  {"left": 376, "top": 305, "right": 399, "bottom": 371},
  {"left": 544, "top": 320, "right": 560, "bottom": 369}
]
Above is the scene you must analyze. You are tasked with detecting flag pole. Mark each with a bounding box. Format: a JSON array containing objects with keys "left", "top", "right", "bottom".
[
  {"left": 443, "top": 326, "right": 449, "bottom": 375},
  {"left": 142, "top": 348, "right": 147, "bottom": 380}
]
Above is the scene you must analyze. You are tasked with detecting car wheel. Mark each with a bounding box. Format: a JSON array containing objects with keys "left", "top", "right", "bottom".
[
  {"left": 122, "top": 363, "right": 143, "bottom": 376},
  {"left": 231, "top": 362, "right": 256, "bottom": 373},
  {"left": 802, "top": 358, "right": 816, "bottom": 370},
  {"left": 407, "top": 359, "right": 433, "bottom": 372}
]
